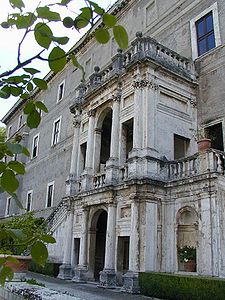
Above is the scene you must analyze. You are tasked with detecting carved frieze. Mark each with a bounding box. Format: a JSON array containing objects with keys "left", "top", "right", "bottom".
[{"left": 121, "top": 206, "right": 131, "bottom": 218}]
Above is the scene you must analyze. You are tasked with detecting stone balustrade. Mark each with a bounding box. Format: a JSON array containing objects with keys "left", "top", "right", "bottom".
[
  {"left": 93, "top": 173, "right": 106, "bottom": 189},
  {"left": 47, "top": 200, "right": 69, "bottom": 232},
  {"left": 73, "top": 32, "right": 196, "bottom": 104}
]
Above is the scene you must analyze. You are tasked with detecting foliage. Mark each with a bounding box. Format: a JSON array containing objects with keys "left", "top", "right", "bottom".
[
  {"left": 139, "top": 272, "right": 225, "bottom": 300},
  {"left": 178, "top": 245, "right": 196, "bottom": 262},
  {"left": 0, "top": 128, "right": 6, "bottom": 143},
  {"left": 0, "top": 213, "right": 56, "bottom": 284},
  {"left": 26, "top": 278, "right": 45, "bottom": 287},
  {"left": 29, "top": 261, "right": 61, "bottom": 277}
]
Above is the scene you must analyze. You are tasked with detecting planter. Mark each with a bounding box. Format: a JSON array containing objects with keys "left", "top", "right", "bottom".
[
  {"left": 1, "top": 255, "right": 32, "bottom": 281},
  {"left": 184, "top": 260, "right": 196, "bottom": 272},
  {"left": 197, "top": 138, "right": 211, "bottom": 152}
]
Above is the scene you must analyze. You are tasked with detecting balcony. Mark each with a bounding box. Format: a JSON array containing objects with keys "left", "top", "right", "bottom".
[{"left": 69, "top": 148, "right": 225, "bottom": 194}]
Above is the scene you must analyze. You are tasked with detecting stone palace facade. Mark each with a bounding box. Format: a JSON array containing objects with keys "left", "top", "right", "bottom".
[{"left": 1, "top": 0, "right": 225, "bottom": 293}]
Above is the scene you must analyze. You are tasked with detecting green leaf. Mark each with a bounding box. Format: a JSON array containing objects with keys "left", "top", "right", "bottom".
[
  {"left": 6, "top": 256, "right": 19, "bottom": 265},
  {"left": 8, "top": 161, "right": 25, "bottom": 175},
  {"left": 48, "top": 47, "right": 66, "bottom": 73},
  {"left": 22, "top": 147, "right": 30, "bottom": 157},
  {"left": 20, "top": 93, "right": 30, "bottom": 100},
  {"left": 103, "top": 13, "right": 117, "bottom": 27},
  {"left": 89, "top": 1, "right": 104, "bottom": 15},
  {"left": 95, "top": 28, "right": 110, "bottom": 44},
  {"left": 63, "top": 17, "right": 74, "bottom": 28},
  {"left": 80, "top": 7, "right": 92, "bottom": 21},
  {"left": 60, "top": 0, "right": 72, "bottom": 5},
  {"left": 34, "top": 23, "right": 53, "bottom": 49},
  {"left": 15, "top": 13, "right": 37, "bottom": 29},
  {"left": 9, "top": 0, "right": 25, "bottom": 10},
  {"left": 0, "top": 266, "right": 13, "bottom": 286},
  {"left": 40, "top": 234, "right": 56, "bottom": 244},
  {"left": 52, "top": 36, "right": 69, "bottom": 45},
  {"left": 23, "top": 68, "right": 40, "bottom": 75},
  {"left": 6, "top": 142, "right": 23, "bottom": 154},
  {"left": 27, "top": 82, "right": 33, "bottom": 92},
  {"left": 1, "top": 169, "right": 19, "bottom": 193},
  {"left": 0, "top": 162, "right": 6, "bottom": 174},
  {"left": 37, "top": 7, "right": 61, "bottom": 22},
  {"left": 31, "top": 241, "right": 48, "bottom": 266},
  {"left": 7, "top": 228, "right": 26, "bottom": 240},
  {"left": 1, "top": 22, "right": 10, "bottom": 29},
  {"left": 35, "top": 101, "right": 48, "bottom": 113},
  {"left": 10, "top": 86, "right": 22, "bottom": 97},
  {"left": 113, "top": 25, "right": 128, "bottom": 49},
  {"left": 0, "top": 86, "right": 11, "bottom": 99},
  {"left": 24, "top": 102, "right": 35, "bottom": 114},
  {"left": 74, "top": 15, "right": 89, "bottom": 30},
  {"left": 33, "top": 78, "right": 48, "bottom": 90},
  {"left": 27, "top": 110, "right": 41, "bottom": 128}
]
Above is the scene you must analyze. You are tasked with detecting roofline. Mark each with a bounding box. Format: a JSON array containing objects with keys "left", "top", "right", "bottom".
[{"left": 2, "top": 0, "right": 131, "bottom": 124}]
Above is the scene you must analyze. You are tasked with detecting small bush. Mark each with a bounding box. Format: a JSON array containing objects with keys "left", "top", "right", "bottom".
[
  {"left": 139, "top": 272, "right": 225, "bottom": 300},
  {"left": 26, "top": 278, "right": 45, "bottom": 287},
  {"left": 28, "top": 261, "right": 60, "bottom": 277}
]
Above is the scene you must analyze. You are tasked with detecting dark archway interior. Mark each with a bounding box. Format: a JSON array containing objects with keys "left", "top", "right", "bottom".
[
  {"left": 100, "top": 110, "right": 112, "bottom": 164},
  {"left": 94, "top": 210, "right": 107, "bottom": 280}
]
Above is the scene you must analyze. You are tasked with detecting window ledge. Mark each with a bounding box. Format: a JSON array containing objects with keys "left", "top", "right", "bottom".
[{"left": 195, "top": 44, "right": 224, "bottom": 61}]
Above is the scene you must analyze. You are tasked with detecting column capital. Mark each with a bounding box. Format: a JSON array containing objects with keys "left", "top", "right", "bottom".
[
  {"left": 73, "top": 115, "right": 81, "bottom": 128},
  {"left": 132, "top": 78, "right": 158, "bottom": 90},
  {"left": 87, "top": 109, "right": 96, "bottom": 117}
]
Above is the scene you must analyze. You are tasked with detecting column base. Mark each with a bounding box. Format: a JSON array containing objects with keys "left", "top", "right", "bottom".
[
  {"left": 121, "top": 271, "right": 139, "bottom": 294},
  {"left": 99, "top": 269, "right": 117, "bottom": 288},
  {"left": 57, "top": 264, "right": 73, "bottom": 280},
  {"left": 72, "top": 266, "right": 88, "bottom": 283}
]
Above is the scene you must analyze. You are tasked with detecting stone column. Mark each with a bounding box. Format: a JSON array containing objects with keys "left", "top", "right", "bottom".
[
  {"left": 73, "top": 208, "right": 89, "bottom": 282},
  {"left": 85, "top": 109, "right": 96, "bottom": 170},
  {"left": 106, "top": 95, "right": 120, "bottom": 185},
  {"left": 122, "top": 200, "right": 140, "bottom": 293},
  {"left": 58, "top": 207, "right": 74, "bottom": 279},
  {"left": 144, "top": 201, "right": 158, "bottom": 271},
  {"left": 66, "top": 113, "right": 81, "bottom": 196},
  {"left": 81, "top": 109, "right": 95, "bottom": 190},
  {"left": 133, "top": 81, "right": 143, "bottom": 150},
  {"left": 100, "top": 204, "right": 117, "bottom": 287}
]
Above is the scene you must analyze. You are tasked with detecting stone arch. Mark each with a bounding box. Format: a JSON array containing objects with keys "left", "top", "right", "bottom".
[
  {"left": 176, "top": 206, "right": 198, "bottom": 272},
  {"left": 88, "top": 207, "right": 108, "bottom": 281},
  {"left": 94, "top": 107, "right": 113, "bottom": 172}
]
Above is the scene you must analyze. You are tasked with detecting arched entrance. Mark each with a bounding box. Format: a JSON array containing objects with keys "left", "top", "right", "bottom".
[{"left": 89, "top": 209, "right": 108, "bottom": 281}]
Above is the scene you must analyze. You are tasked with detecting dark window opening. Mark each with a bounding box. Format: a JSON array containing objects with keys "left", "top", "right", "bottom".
[
  {"left": 80, "top": 142, "right": 87, "bottom": 171},
  {"left": 6, "top": 198, "right": 11, "bottom": 216},
  {"left": 174, "top": 134, "right": 190, "bottom": 159},
  {"left": 27, "top": 192, "right": 32, "bottom": 211},
  {"left": 206, "top": 123, "right": 224, "bottom": 151},
  {"left": 123, "top": 119, "right": 133, "bottom": 160},
  {"left": 53, "top": 120, "right": 60, "bottom": 145},
  {"left": 47, "top": 184, "right": 54, "bottom": 207},
  {"left": 117, "top": 236, "right": 129, "bottom": 275},
  {"left": 74, "top": 238, "right": 80, "bottom": 266},
  {"left": 32, "top": 136, "right": 38, "bottom": 158},
  {"left": 196, "top": 12, "right": 215, "bottom": 56},
  {"left": 58, "top": 83, "right": 64, "bottom": 101},
  {"left": 100, "top": 110, "right": 112, "bottom": 165}
]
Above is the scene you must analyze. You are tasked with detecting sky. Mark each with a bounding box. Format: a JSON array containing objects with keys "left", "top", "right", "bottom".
[{"left": 0, "top": 0, "right": 115, "bottom": 126}]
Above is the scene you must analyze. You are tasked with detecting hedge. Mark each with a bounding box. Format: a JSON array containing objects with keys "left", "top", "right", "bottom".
[
  {"left": 28, "top": 261, "right": 60, "bottom": 277},
  {"left": 139, "top": 272, "right": 225, "bottom": 300}
]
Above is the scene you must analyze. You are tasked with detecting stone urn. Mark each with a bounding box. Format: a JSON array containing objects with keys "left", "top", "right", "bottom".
[
  {"left": 1, "top": 255, "right": 32, "bottom": 281},
  {"left": 197, "top": 138, "right": 211, "bottom": 152},
  {"left": 184, "top": 260, "right": 196, "bottom": 272}
]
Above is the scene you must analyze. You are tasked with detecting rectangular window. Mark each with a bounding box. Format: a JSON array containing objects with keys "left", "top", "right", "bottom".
[
  {"left": 5, "top": 197, "right": 11, "bottom": 216},
  {"left": 17, "top": 115, "right": 23, "bottom": 130},
  {"left": 190, "top": 3, "right": 221, "bottom": 59},
  {"left": 7, "top": 125, "right": 12, "bottom": 139},
  {"left": 174, "top": 134, "right": 190, "bottom": 159},
  {"left": 26, "top": 190, "right": 33, "bottom": 212},
  {"left": 196, "top": 12, "right": 215, "bottom": 56},
  {"left": 32, "top": 134, "right": 39, "bottom": 158},
  {"left": 46, "top": 182, "right": 54, "bottom": 207},
  {"left": 57, "top": 81, "right": 65, "bottom": 102},
  {"left": 52, "top": 117, "right": 61, "bottom": 146}
]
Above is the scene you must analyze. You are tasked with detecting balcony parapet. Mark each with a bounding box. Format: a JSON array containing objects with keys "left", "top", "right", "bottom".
[{"left": 73, "top": 32, "right": 196, "bottom": 106}]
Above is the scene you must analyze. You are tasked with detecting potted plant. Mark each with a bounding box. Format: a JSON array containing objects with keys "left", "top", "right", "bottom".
[
  {"left": 178, "top": 245, "right": 196, "bottom": 272},
  {"left": 0, "top": 212, "right": 54, "bottom": 282},
  {"left": 194, "top": 128, "right": 212, "bottom": 152}
]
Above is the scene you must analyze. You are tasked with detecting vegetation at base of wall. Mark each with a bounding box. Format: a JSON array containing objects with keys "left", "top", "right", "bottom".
[
  {"left": 139, "top": 272, "right": 225, "bottom": 300},
  {"left": 26, "top": 278, "right": 45, "bottom": 287},
  {"left": 28, "top": 261, "right": 60, "bottom": 278}
]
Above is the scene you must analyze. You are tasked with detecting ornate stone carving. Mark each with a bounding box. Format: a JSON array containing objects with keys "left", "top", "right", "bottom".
[
  {"left": 87, "top": 109, "right": 96, "bottom": 117},
  {"left": 121, "top": 206, "right": 131, "bottom": 218},
  {"left": 190, "top": 97, "right": 197, "bottom": 107},
  {"left": 73, "top": 114, "right": 81, "bottom": 128},
  {"left": 132, "top": 78, "right": 158, "bottom": 90}
]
